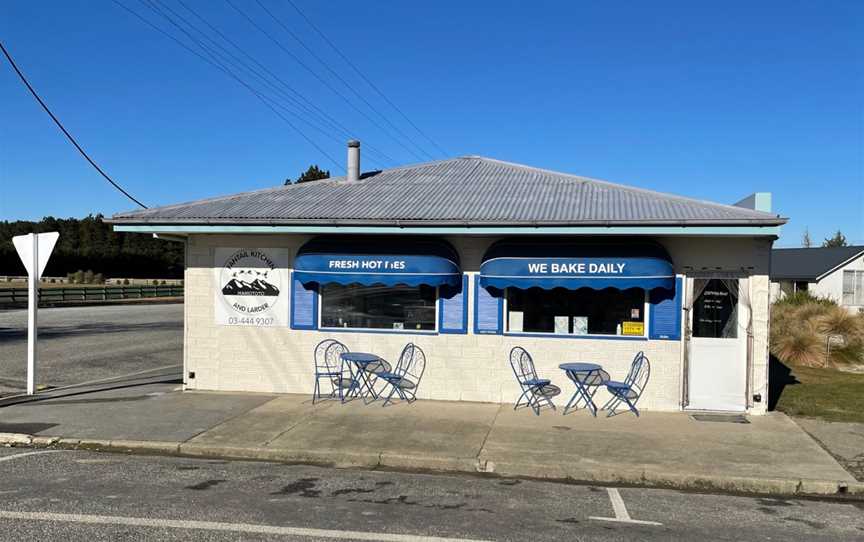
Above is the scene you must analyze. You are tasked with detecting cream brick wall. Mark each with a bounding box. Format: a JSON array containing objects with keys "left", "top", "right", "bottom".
[{"left": 183, "top": 234, "right": 772, "bottom": 413}]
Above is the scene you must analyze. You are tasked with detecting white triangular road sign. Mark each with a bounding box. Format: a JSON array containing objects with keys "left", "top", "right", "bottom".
[{"left": 13, "top": 232, "right": 59, "bottom": 280}]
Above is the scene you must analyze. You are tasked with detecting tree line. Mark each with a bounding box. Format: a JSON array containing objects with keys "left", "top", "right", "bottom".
[
  {"left": 0, "top": 215, "right": 183, "bottom": 279},
  {"left": 802, "top": 229, "right": 851, "bottom": 248}
]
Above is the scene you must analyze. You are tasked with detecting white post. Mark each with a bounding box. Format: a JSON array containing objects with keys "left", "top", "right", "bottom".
[{"left": 27, "top": 232, "right": 38, "bottom": 395}]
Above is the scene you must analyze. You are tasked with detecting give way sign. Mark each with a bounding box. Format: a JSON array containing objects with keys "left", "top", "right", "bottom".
[{"left": 13, "top": 232, "right": 59, "bottom": 280}]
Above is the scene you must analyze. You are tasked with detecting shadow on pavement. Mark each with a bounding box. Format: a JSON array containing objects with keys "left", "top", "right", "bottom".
[
  {"left": 0, "top": 369, "right": 182, "bottom": 409},
  {"left": 0, "top": 422, "right": 58, "bottom": 433},
  {"left": 0, "top": 321, "right": 181, "bottom": 343}
]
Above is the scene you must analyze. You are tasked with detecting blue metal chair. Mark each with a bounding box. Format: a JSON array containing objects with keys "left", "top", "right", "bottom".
[
  {"left": 311, "top": 339, "right": 352, "bottom": 403},
  {"left": 509, "top": 347, "right": 560, "bottom": 415},
  {"left": 378, "top": 343, "right": 426, "bottom": 407},
  {"left": 602, "top": 351, "right": 650, "bottom": 417}
]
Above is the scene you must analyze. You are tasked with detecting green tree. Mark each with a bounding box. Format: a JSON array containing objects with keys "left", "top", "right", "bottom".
[
  {"left": 285, "top": 164, "right": 330, "bottom": 185},
  {"left": 822, "top": 230, "right": 848, "bottom": 248}
]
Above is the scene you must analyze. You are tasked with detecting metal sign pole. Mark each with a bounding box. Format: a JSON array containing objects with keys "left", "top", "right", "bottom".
[
  {"left": 27, "top": 232, "right": 38, "bottom": 395},
  {"left": 13, "top": 231, "right": 57, "bottom": 396}
]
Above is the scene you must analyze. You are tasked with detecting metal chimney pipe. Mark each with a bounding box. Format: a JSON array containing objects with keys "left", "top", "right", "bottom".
[{"left": 346, "top": 140, "right": 360, "bottom": 182}]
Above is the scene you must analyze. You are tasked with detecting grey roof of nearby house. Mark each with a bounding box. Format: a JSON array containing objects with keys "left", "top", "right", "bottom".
[
  {"left": 771, "top": 246, "right": 864, "bottom": 281},
  {"left": 108, "top": 156, "right": 786, "bottom": 227}
]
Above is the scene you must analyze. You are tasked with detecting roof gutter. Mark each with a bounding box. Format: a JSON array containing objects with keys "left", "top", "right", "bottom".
[
  {"left": 112, "top": 223, "right": 783, "bottom": 238},
  {"left": 105, "top": 216, "right": 788, "bottom": 227}
]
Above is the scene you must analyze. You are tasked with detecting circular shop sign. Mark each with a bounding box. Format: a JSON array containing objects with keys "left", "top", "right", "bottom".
[{"left": 219, "top": 249, "right": 282, "bottom": 315}]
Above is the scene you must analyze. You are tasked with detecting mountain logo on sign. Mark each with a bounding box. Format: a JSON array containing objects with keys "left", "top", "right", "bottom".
[{"left": 221, "top": 270, "right": 280, "bottom": 296}]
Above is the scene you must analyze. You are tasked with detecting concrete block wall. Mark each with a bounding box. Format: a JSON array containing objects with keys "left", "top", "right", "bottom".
[{"left": 183, "top": 234, "right": 772, "bottom": 414}]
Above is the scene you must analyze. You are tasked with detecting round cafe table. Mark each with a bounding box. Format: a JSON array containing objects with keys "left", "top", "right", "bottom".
[
  {"left": 558, "top": 363, "right": 608, "bottom": 416},
  {"left": 340, "top": 352, "right": 382, "bottom": 401}
]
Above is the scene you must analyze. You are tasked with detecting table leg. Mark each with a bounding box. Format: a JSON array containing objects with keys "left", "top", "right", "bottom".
[{"left": 563, "top": 374, "right": 598, "bottom": 416}]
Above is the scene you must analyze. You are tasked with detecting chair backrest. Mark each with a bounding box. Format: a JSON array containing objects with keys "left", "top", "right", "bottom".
[
  {"left": 314, "top": 339, "right": 348, "bottom": 373},
  {"left": 394, "top": 343, "right": 426, "bottom": 385},
  {"left": 624, "top": 351, "right": 650, "bottom": 395},
  {"left": 509, "top": 347, "right": 538, "bottom": 385}
]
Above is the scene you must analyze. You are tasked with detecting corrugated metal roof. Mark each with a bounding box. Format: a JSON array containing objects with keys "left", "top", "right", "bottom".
[
  {"left": 108, "top": 156, "right": 786, "bottom": 227},
  {"left": 771, "top": 246, "right": 864, "bottom": 281}
]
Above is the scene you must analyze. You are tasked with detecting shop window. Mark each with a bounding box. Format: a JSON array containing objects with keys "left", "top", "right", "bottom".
[
  {"left": 320, "top": 284, "right": 437, "bottom": 331},
  {"left": 692, "top": 279, "right": 738, "bottom": 339},
  {"left": 504, "top": 287, "right": 646, "bottom": 336},
  {"left": 843, "top": 270, "right": 864, "bottom": 306}
]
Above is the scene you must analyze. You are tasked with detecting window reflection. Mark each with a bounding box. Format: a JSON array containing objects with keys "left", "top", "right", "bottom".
[{"left": 320, "top": 284, "right": 437, "bottom": 331}]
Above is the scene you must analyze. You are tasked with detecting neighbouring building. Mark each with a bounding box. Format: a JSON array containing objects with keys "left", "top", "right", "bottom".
[
  {"left": 108, "top": 142, "right": 787, "bottom": 414},
  {"left": 771, "top": 246, "right": 864, "bottom": 312}
]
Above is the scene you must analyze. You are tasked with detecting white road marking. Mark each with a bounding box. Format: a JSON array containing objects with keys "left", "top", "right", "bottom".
[
  {"left": 0, "top": 451, "right": 65, "bottom": 463},
  {"left": 0, "top": 510, "right": 495, "bottom": 542},
  {"left": 589, "top": 488, "right": 663, "bottom": 526}
]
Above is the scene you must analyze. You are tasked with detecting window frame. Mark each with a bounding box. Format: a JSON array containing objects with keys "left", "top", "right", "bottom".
[
  {"left": 317, "top": 283, "right": 441, "bottom": 334},
  {"left": 502, "top": 286, "right": 650, "bottom": 339},
  {"left": 843, "top": 270, "right": 864, "bottom": 306}
]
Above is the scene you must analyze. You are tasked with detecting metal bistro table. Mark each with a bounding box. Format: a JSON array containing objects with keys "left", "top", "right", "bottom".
[
  {"left": 559, "top": 363, "right": 608, "bottom": 416},
  {"left": 340, "top": 352, "right": 384, "bottom": 402}
]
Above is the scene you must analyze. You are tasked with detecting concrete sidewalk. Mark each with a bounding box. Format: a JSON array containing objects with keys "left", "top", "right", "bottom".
[{"left": 0, "top": 383, "right": 860, "bottom": 497}]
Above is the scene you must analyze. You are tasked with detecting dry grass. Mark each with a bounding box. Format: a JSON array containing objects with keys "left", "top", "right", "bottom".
[{"left": 771, "top": 294, "right": 864, "bottom": 369}]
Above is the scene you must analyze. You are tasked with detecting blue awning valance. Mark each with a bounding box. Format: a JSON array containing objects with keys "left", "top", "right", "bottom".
[
  {"left": 479, "top": 241, "right": 675, "bottom": 291},
  {"left": 294, "top": 237, "right": 461, "bottom": 288}
]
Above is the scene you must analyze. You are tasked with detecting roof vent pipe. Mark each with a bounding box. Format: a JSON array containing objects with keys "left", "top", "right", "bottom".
[{"left": 346, "top": 140, "right": 360, "bottom": 182}]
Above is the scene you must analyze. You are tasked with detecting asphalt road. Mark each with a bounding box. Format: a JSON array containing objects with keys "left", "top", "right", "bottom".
[
  {"left": 0, "top": 304, "right": 182, "bottom": 395},
  {"left": 0, "top": 448, "right": 860, "bottom": 541}
]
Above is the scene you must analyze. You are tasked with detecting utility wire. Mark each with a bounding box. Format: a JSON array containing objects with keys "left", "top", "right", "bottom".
[
  {"left": 118, "top": 0, "right": 345, "bottom": 172},
  {"left": 225, "top": 0, "right": 428, "bottom": 163},
  {"left": 254, "top": 0, "right": 434, "bottom": 161},
  {"left": 285, "top": 0, "right": 448, "bottom": 157},
  {"left": 0, "top": 40, "right": 148, "bottom": 208},
  {"left": 143, "top": 0, "right": 391, "bottom": 170},
  {"left": 172, "top": 0, "right": 397, "bottom": 167}
]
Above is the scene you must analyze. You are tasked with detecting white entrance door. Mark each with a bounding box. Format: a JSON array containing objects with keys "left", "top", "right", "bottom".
[{"left": 687, "top": 278, "right": 747, "bottom": 411}]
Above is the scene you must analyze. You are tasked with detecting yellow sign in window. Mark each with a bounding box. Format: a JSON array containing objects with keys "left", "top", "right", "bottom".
[{"left": 622, "top": 321, "right": 645, "bottom": 336}]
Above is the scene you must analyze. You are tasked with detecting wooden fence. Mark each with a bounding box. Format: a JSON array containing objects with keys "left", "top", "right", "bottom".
[{"left": 0, "top": 285, "right": 184, "bottom": 306}]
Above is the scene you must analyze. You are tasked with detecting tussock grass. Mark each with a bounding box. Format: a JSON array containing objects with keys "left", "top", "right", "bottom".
[{"left": 771, "top": 293, "right": 864, "bottom": 369}]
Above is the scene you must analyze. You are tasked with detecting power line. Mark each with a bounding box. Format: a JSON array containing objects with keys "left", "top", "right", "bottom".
[
  {"left": 118, "top": 0, "right": 345, "bottom": 172},
  {"left": 225, "top": 0, "right": 429, "bottom": 163},
  {"left": 0, "top": 40, "right": 148, "bottom": 209},
  {"left": 253, "top": 0, "right": 435, "bottom": 161},
  {"left": 285, "top": 0, "right": 448, "bottom": 158},
  {"left": 171, "top": 0, "right": 398, "bottom": 167}
]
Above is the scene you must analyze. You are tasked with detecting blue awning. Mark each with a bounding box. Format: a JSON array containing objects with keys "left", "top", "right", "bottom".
[
  {"left": 294, "top": 237, "right": 461, "bottom": 288},
  {"left": 479, "top": 240, "right": 675, "bottom": 291}
]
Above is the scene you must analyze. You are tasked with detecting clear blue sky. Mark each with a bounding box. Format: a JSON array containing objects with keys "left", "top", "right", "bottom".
[{"left": 1, "top": 1, "right": 862, "bottom": 246}]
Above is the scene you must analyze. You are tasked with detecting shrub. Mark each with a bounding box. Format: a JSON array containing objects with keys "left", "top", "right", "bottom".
[
  {"left": 152, "top": 279, "right": 159, "bottom": 286},
  {"left": 72, "top": 270, "right": 84, "bottom": 284},
  {"left": 775, "top": 290, "right": 836, "bottom": 308},
  {"left": 772, "top": 320, "right": 825, "bottom": 367},
  {"left": 93, "top": 273, "right": 104, "bottom": 284},
  {"left": 83, "top": 270, "right": 95, "bottom": 284},
  {"left": 772, "top": 300, "right": 864, "bottom": 369},
  {"left": 123, "top": 278, "right": 130, "bottom": 285}
]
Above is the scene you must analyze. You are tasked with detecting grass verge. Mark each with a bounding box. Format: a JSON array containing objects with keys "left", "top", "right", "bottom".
[{"left": 773, "top": 362, "right": 864, "bottom": 423}]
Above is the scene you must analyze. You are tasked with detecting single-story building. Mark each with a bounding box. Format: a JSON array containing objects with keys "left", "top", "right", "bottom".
[
  {"left": 107, "top": 142, "right": 787, "bottom": 414},
  {"left": 771, "top": 246, "right": 864, "bottom": 312}
]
